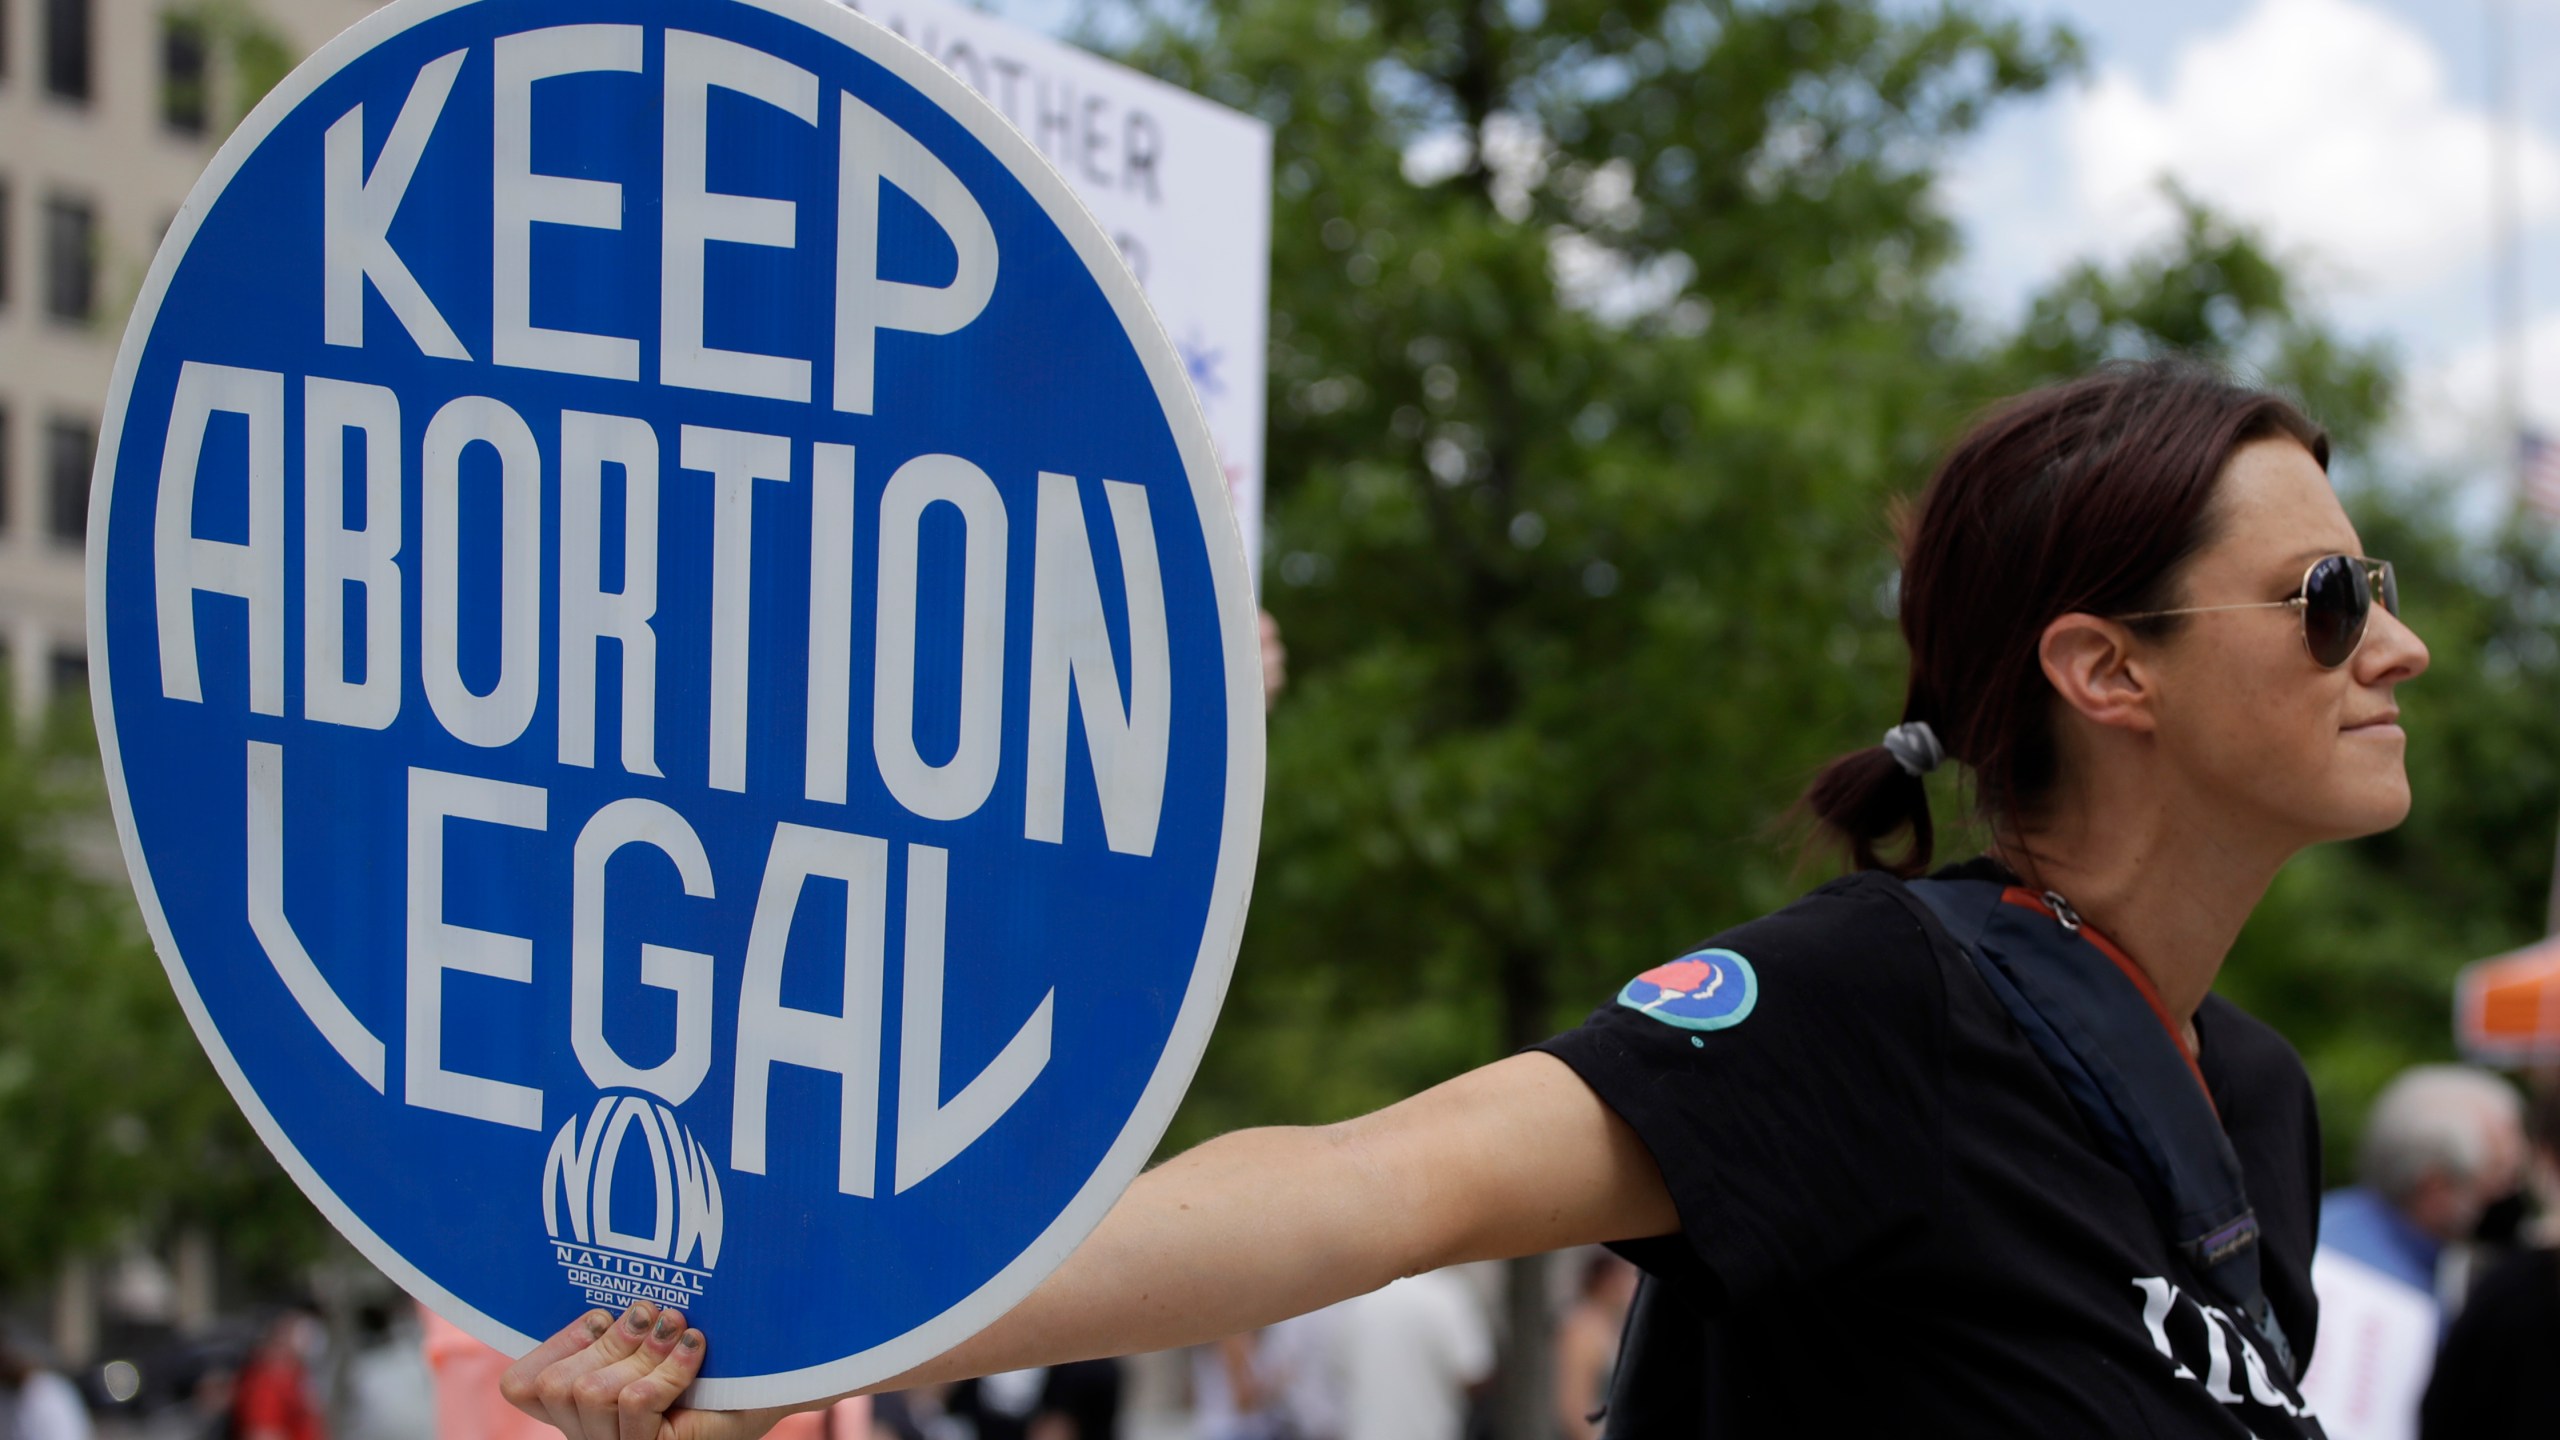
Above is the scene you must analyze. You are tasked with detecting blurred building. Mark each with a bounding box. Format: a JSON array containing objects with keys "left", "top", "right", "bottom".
[
  {"left": 0, "top": 0, "right": 380, "bottom": 1376},
  {"left": 0, "top": 0, "right": 377, "bottom": 725}
]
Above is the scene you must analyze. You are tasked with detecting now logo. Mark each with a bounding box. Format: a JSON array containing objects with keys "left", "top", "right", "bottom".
[{"left": 544, "top": 1094, "right": 725, "bottom": 1312}]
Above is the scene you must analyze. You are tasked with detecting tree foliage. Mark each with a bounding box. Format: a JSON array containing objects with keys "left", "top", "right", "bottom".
[
  {"left": 0, "top": 700, "right": 323, "bottom": 1289},
  {"left": 1104, "top": 0, "right": 2560, "bottom": 1193},
  {"left": 1111, "top": 4, "right": 2083, "bottom": 1425},
  {"left": 1123, "top": 0, "right": 2079, "bottom": 1147}
]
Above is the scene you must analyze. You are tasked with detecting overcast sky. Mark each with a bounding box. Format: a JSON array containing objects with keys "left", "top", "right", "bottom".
[
  {"left": 978, "top": 0, "right": 2560, "bottom": 488},
  {"left": 1943, "top": 0, "right": 2560, "bottom": 487}
]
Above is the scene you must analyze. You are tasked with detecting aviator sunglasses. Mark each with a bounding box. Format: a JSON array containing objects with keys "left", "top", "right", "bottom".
[{"left": 2116, "top": 554, "right": 2398, "bottom": 669}]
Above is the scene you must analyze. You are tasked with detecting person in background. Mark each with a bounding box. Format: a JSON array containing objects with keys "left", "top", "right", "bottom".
[
  {"left": 1550, "top": 1253, "right": 1636, "bottom": 1440},
  {"left": 1259, "top": 611, "right": 1287, "bottom": 711},
  {"left": 234, "top": 1311, "right": 329, "bottom": 1440},
  {"left": 944, "top": 1360, "right": 1120, "bottom": 1440},
  {"left": 2416, "top": 1079, "right": 2560, "bottom": 1439},
  {"left": 1258, "top": 1309, "right": 1343, "bottom": 1440},
  {"left": 342, "top": 1302, "right": 432, "bottom": 1440},
  {"left": 0, "top": 1334, "right": 94, "bottom": 1440},
  {"left": 2325, "top": 1066, "right": 2527, "bottom": 1307},
  {"left": 2297, "top": 1065, "right": 2525, "bottom": 1440},
  {"left": 1322, "top": 1268, "right": 1490, "bottom": 1440},
  {"left": 425, "top": 1307, "right": 551, "bottom": 1440},
  {"left": 1191, "top": 1333, "right": 1284, "bottom": 1440}
]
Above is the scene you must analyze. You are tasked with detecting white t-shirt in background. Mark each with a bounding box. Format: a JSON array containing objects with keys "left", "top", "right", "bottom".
[{"left": 1326, "top": 1269, "right": 1494, "bottom": 1440}]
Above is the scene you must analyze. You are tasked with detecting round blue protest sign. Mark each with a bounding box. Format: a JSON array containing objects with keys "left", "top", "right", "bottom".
[{"left": 88, "top": 0, "right": 1260, "bottom": 1406}]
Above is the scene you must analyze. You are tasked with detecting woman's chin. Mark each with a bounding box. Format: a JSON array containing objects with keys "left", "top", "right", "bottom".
[{"left": 2319, "top": 774, "right": 2413, "bottom": 841}]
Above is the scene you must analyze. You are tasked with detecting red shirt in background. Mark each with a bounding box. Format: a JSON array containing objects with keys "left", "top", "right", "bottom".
[{"left": 233, "top": 1350, "right": 326, "bottom": 1440}]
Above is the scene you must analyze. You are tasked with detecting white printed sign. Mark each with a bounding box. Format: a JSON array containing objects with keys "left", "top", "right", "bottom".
[
  {"left": 843, "top": 0, "right": 1271, "bottom": 579},
  {"left": 2296, "top": 1248, "right": 2437, "bottom": 1440}
]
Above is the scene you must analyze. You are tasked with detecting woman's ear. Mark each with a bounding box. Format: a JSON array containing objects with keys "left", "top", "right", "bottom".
[{"left": 2039, "top": 613, "right": 2158, "bottom": 733}]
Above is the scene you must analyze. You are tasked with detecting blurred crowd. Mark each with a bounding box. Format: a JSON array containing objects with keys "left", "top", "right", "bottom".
[
  {"left": 20, "top": 1058, "right": 2560, "bottom": 1439},
  {"left": 0, "top": 1249, "right": 1630, "bottom": 1440},
  {"left": 2301, "top": 1065, "right": 2560, "bottom": 1440}
]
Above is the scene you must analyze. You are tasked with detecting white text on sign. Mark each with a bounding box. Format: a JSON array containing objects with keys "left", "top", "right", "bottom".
[{"left": 149, "top": 24, "right": 1178, "bottom": 1192}]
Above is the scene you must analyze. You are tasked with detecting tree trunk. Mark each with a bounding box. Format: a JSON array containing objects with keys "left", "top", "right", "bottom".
[
  {"left": 52, "top": 1253, "right": 96, "bottom": 1368},
  {"left": 1490, "top": 937, "right": 1556, "bottom": 1440},
  {"left": 1493, "top": 1253, "right": 1554, "bottom": 1440}
]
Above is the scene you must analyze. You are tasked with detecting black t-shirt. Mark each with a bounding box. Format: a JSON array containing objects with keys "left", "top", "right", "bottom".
[
  {"left": 1534, "top": 866, "right": 2327, "bottom": 1437},
  {"left": 2418, "top": 1247, "right": 2560, "bottom": 1440}
]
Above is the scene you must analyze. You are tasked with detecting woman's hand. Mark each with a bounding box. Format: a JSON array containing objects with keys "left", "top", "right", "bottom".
[{"left": 500, "top": 1302, "right": 797, "bottom": 1440}]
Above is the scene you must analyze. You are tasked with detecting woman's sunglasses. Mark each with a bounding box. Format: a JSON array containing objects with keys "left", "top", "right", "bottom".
[{"left": 2116, "top": 554, "right": 2398, "bottom": 669}]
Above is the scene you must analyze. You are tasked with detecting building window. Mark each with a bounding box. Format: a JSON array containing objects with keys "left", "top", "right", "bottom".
[
  {"left": 0, "top": 403, "right": 12, "bottom": 535},
  {"left": 48, "top": 648, "right": 85, "bottom": 697},
  {"left": 42, "top": 0, "right": 87, "bottom": 103},
  {"left": 45, "top": 414, "right": 91, "bottom": 544},
  {"left": 42, "top": 194, "right": 90, "bottom": 324},
  {"left": 0, "top": 177, "right": 13, "bottom": 312},
  {"left": 162, "top": 13, "right": 208, "bottom": 135}
]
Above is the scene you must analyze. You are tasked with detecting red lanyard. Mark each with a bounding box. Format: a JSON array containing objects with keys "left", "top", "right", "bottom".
[{"left": 1998, "top": 887, "right": 2215, "bottom": 1113}]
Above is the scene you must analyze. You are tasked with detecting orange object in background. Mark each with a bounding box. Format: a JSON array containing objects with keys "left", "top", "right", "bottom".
[
  {"left": 2455, "top": 937, "right": 2560, "bottom": 1064},
  {"left": 423, "top": 1308, "right": 870, "bottom": 1440}
]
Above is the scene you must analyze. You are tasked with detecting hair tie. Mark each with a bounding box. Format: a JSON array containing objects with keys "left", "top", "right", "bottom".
[{"left": 1881, "top": 721, "right": 1945, "bottom": 777}]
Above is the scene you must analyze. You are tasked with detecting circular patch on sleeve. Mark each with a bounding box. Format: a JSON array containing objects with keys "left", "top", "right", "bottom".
[{"left": 1616, "top": 949, "right": 1759, "bottom": 1032}]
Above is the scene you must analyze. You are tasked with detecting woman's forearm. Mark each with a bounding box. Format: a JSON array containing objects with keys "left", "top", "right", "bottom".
[
  {"left": 868, "top": 1120, "right": 1420, "bottom": 1390},
  {"left": 862, "top": 1051, "right": 1673, "bottom": 1394}
]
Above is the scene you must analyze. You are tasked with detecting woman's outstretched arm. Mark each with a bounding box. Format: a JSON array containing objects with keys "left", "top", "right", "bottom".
[{"left": 502, "top": 1050, "right": 1677, "bottom": 1440}]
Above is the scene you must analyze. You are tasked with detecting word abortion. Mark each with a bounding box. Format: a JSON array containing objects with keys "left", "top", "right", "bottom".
[{"left": 156, "top": 366, "right": 1171, "bottom": 843}]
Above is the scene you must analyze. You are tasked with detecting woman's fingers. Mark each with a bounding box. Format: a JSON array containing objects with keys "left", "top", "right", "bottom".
[
  {"left": 523, "top": 1301, "right": 662, "bottom": 1440},
  {"left": 503, "top": 1302, "right": 649, "bottom": 1436},
  {"left": 617, "top": 1326, "right": 709, "bottom": 1440},
  {"left": 572, "top": 1306, "right": 693, "bottom": 1440},
  {"left": 495, "top": 1306, "right": 786, "bottom": 1440},
  {"left": 502, "top": 1309, "right": 613, "bottom": 1418}
]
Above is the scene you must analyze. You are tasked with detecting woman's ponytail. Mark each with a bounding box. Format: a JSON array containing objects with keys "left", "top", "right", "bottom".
[{"left": 1802, "top": 725, "right": 1938, "bottom": 877}]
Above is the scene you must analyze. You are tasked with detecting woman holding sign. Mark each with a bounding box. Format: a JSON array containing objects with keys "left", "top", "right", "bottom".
[{"left": 506, "top": 360, "right": 2422, "bottom": 1437}]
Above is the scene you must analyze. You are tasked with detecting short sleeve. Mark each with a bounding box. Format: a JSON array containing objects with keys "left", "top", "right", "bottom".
[{"left": 1532, "top": 874, "right": 1948, "bottom": 1308}]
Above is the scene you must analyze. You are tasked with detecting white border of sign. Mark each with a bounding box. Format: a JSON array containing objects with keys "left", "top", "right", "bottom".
[{"left": 85, "top": 0, "right": 1264, "bottom": 1409}]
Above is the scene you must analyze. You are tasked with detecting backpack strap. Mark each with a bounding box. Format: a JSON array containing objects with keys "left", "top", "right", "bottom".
[
  {"left": 1904, "top": 876, "right": 2292, "bottom": 1375},
  {"left": 1597, "top": 1270, "right": 1711, "bottom": 1437}
]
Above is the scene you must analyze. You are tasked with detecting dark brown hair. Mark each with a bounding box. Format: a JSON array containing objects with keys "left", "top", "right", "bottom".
[{"left": 1804, "top": 358, "right": 2329, "bottom": 875}]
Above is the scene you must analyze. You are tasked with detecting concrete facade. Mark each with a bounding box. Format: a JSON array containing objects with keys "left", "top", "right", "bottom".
[{"left": 0, "top": 0, "right": 379, "bottom": 724}]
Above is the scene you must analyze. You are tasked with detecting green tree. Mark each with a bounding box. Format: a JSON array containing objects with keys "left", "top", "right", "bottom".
[
  {"left": 163, "top": 1, "right": 302, "bottom": 131},
  {"left": 0, "top": 697, "right": 323, "bottom": 1291},
  {"left": 1103, "top": 0, "right": 2560, "bottom": 1425},
  {"left": 1114, "top": 0, "right": 2079, "bottom": 1427}
]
